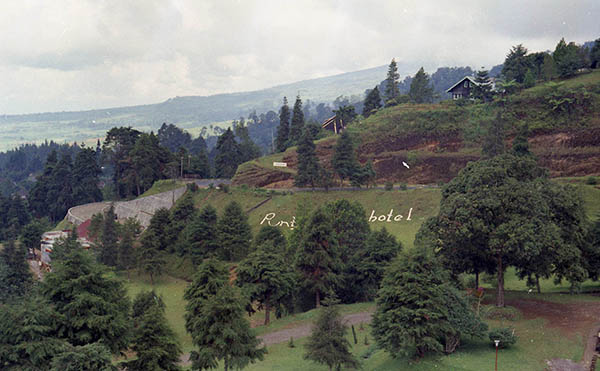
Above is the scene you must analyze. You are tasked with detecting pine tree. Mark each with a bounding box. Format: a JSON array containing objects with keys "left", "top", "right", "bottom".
[
  {"left": 554, "top": 38, "right": 582, "bottom": 77},
  {"left": 186, "top": 204, "right": 219, "bottom": 264},
  {"left": 0, "top": 297, "right": 68, "bottom": 369},
  {"left": 591, "top": 38, "right": 600, "bottom": 69},
  {"left": 235, "top": 120, "right": 261, "bottom": 162},
  {"left": 254, "top": 225, "right": 287, "bottom": 252},
  {"left": 275, "top": 97, "right": 291, "bottom": 152},
  {"left": 47, "top": 152, "right": 74, "bottom": 221},
  {"left": 331, "top": 130, "right": 359, "bottom": 186},
  {"left": 51, "top": 343, "right": 117, "bottom": 371},
  {"left": 217, "top": 201, "right": 252, "bottom": 261},
  {"left": 146, "top": 207, "right": 172, "bottom": 251},
  {"left": 139, "top": 229, "right": 166, "bottom": 285},
  {"left": 384, "top": 58, "right": 400, "bottom": 103},
  {"left": 303, "top": 301, "right": 360, "bottom": 371},
  {"left": 118, "top": 218, "right": 140, "bottom": 277},
  {"left": 296, "top": 208, "right": 340, "bottom": 307},
  {"left": 523, "top": 69, "right": 536, "bottom": 88},
  {"left": 0, "top": 239, "right": 32, "bottom": 302},
  {"left": 130, "top": 132, "right": 171, "bottom": 196},
  {"left": 41, "top": 246, "right": 131, "bottom": 354},
  {"left": 472, "top": 69, "right": 493, "bottom": 102},
  {"left": 185, "top": 259, "right": 265, "bottom": 371},
  {"left": 127, "top": 291, "right": 182, "bottom": 371},
  {"left": 363, "top": 85, "right": 382, "bottom": 117},
  {"left": 289, "top": 95, "right": 305, "bottom": 144},
  {"left": 28, "top": 150, "right": 58, "bottom": 218},
  {"left": 409, "top": 67, "right": 434, "bottom": 103},
  {"left": 99, "top": 205, "right": 119, "bottom": 267},
  {"left": 72, "top": 147, "right": 103, "bottom": 205},
  {"left": 294, "top": 128, "right": 321, "bottom": 188},
  {"left": 214, "top": 128, "right": 242, "bottom": 178},
  {"left": 236, "top": 242, "right": 296, "bottom": 325},
  {"left": 371, "top": 248, "right": 455, "bottom": 358},
  {"left": 502, "top": 44, "right": 530, "bottom": 83},
  {"left": 541, "top": 53, "right": 557, "bottom": 81},
  {"left": 168, "top": 192, "right": 197, "bottom": 253}
]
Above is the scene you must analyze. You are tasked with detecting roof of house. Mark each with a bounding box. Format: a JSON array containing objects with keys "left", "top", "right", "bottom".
[{"left": 445, "top": 76, "right": 479, "bottom": 93}]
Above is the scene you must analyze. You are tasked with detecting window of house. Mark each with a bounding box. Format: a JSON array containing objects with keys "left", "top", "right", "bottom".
[{"left": 464, "top": 81, "right": 469, "bottom": 88}]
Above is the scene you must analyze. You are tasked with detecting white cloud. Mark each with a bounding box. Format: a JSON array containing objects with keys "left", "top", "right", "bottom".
[{"left": 0, "top": 0, "right": 598, "bottom": 114}]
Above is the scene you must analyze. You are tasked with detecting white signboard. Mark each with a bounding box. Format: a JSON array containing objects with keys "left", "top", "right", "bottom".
[{"left": 273, "top": 162, "right": 287, "bottom": 167}]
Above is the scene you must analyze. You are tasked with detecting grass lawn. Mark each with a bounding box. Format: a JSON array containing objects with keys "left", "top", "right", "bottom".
[{"left": 139, "top": 179, "right": 186, "bottom": 197}]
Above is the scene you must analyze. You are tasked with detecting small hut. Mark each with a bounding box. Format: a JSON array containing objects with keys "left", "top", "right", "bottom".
[{"left": 321, "top": 115, "right": 345, "bottom": 134}]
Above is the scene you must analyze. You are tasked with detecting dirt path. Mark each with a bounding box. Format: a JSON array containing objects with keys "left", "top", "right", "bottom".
[
  {"left": 178, "top": 311, "right": 373, "bottom": 366},
  {"left": 503, "top": 297, "right": 600, "bottom": 371}
]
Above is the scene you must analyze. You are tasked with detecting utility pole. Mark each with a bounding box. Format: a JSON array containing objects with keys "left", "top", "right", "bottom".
[{"left": 271, "top": 128, "right": 274, "bottom": 154}]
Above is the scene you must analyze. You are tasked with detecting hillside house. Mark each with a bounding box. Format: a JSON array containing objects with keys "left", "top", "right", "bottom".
[
  {"left": 321, "top": 115, "right": 345, "bottom": 133},
  {"left": 446, "top": 76, "right": 496, "bottom": 100}
]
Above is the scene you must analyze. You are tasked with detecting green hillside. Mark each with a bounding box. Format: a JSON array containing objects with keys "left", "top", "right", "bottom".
[{"left": 233, "top": 70, "right": 600, "bottom": 187}]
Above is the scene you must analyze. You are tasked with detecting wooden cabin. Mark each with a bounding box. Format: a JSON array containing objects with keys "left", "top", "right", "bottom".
[
  {"left": 321, "top": 115, "right": 345, "bottom": 134},
  {"left": 446, "top": 76, "right": 478, "bottom": 100}
]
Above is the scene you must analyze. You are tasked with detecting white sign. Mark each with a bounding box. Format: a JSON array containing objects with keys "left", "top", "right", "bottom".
[
  {"left": 273, "top": 162, "right": 287, "bottom": 167},
  {"left": 368, "top": 208, "right": 412, "bottom": 222}
]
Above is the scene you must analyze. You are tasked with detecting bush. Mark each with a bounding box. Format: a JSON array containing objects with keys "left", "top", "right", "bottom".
[
  {"left": 481, "top": 305, "right": 522, "bottom": 321},
  {"left": 218, "top": 183, "right": 229, "bottom": 193},
  {"left": 398, "top": 183, "right": 408, "bottom": 191},
  {"left": 186, "top": 183, "right": 198, "bottom": 192},
  {"left": 488, "top": 327, "right": 517, "bottom": 348},
  {"left": 384, "top": 181, "right": 394, "bottom": 191},
  {"left": 586, "top": 176, "right": 598, "bottom": 185}
]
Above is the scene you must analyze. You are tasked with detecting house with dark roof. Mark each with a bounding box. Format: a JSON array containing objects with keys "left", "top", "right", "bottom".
[
  {"left": 446, "top": 76, "right": 478, "bottom": 100},
  {"left": 446, "top": 75, "right": 496, "bottom": 100}
]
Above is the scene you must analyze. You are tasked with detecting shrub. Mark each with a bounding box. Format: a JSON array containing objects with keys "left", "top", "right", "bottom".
[
  {"left": 186, "top": 182, "right": 198, "bottom": 192},
  {"left": 398, "top": 183, "right": 408, "bottom": 191},
  {"left": 384, "top": 181, "right": 394, "bottom": 191},
  {"left": 488, "top": 327, "right": 518, "bottom": 348},
  {"left": 218, "top": 183, "right": 229, "bottom": 193},
  {"left": 586, "top": 176, "right": 598, "bottom": 185}
]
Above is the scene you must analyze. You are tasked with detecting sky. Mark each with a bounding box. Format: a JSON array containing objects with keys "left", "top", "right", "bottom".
[{"left": 0, "top": 0, "right": 598, "bottom": 115}]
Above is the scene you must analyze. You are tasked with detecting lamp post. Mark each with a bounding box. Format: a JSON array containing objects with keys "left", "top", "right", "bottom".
[{"left": 494, "top": 340, "right": 500, "bottom": 371}]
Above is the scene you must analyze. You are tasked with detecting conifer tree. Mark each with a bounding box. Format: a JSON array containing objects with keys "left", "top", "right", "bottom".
[
  {"left": 0, "top": 297, "right": 68, "bottom": 369},
  {"left": 217, "top": 201, "right": 252, "bottom": 261},
  {"left": 168, "top": 192, "right": 197, "bottom": 253},
  {"left": 554, "top": 38, "right": 581, "bottom": 77},
  {"left": 409, "top": 67, "right": 434, "bottom": 103},
  {"left": 294, "top": 128, "right": 321, "bottom": 188},
  {"left": 289, "top": 95, "right": 305, "bottom": 144},
  {"left": 41, "top": 246, "right": 130, "bottom": 354},
  {"left": 371, "top": 248, "right": 454, "bottom": 358},
  {"left": 72, "top": 147, "right": 103, "bottom": 205},
  {"left": 235, "top": 120, "right": 261, "bottom": 163},
  {"left": 541, "top": 53, "right": 557, "bottom": 81},
  {"left": 591, "top": 38, "right": 600, "bottom": 69},
  {"left": 275, "top": 97, "right": 291, "bottom": 152},
  {"left": 254, "top": 225, "right": 287, "bottom": 252},
  {"left": 363, "top": 85, "right": 382, "bottom": 117},
  {"left": 118, "top": 218, "right": 140, "bottom": 278},
  {"left": 185, "top": 259, "right": 266, "bottom": 371},
  {"left": 214, "top": 128, "right": 242, "bottom": 178},
  {"left": 130, "top": 132, "right": 171, "bottom": 196},
  {"left": 0, "top": 239, "right": 32, "bottom": 302},
  {"left": 99, "top": 205, "right": 119, "bottom": 267},
  {"left": 472, "top": 69, "right": 493, "bottom": 102},
  {"left": 296, "top": 208, "right": 340, "bottom": 307},
  {"left": 384, "top": 58, "right": 400, "bottom": 103},
  {"left": 184, "top": 204, "right": 219, "bottom": 264},
  {"left": 28, "top": 150, "right": 58, "bottom": 218},
  {"left": 502, "top": 44, "right": 530, "bottom": 83},
  {"left": 127, "top": 291, "right": 181, "bottom": 371},
  {"left": 331, "top": 130, "right": 359, "bottom": 186},
  {"left": 236, "top": 242, "right": 296, "bottom": 325},
  {"left": 47, "top": 152, "right": 74, "bottom": 221},
  {"left": 139, "top": 229, "right": 166, "bottom": 285},
  {"left": 51, "top": 343, "right": 117, "bottom": 371},
  {"left": 303, "top": 300, "right": 360, "bottom": 371},
  {"left": 146, "top": 207, "right": 172, "bottom": 251}
]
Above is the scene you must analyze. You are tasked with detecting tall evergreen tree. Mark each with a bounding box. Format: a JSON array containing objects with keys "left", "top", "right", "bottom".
[
  {"left": 72, "top": 147, "right": 103, "bottom": 205},
  {"left": 472, "top": 69, "right": 493, "bottom": 102},
  {"left": 102, "top": 127, "right": 142, "bottom": 198},
  {"left": 139, "top": 229, "right": 166, "bottom": 285},
  {"left": 289, "top": 95, "right": 305, "bottom": 144},
  {"left": 41, "top": 246, "right": 131, "bottom": 354},
  {"left": 29, "top": 150, "right": 58, "bottom": 218},
  {"left": 236, "top": 242, "right": 296, "bottom": 325},
  {"left": 168, "top": 192, "right": 197, "bottom": 253},
  {"left": 294, "top": 128, "right": 321, "bottom": 188},
  {"left": 275, "top": 97, "right": 291, "bottom": 153},
  {"left": 118, "top": 218, "right": 140, "bottom": 278},
  {"left": 0, "top": 239, "right": 32, "bottom": 302},
  {"left": 145, "top": 207, "right": 171, "bottom": 251},
  {"left": 254, "top": 225, "right": 287, "bottom": 252},
  {"left": 384, "top": 58, "right": 400, "bottom": 103},
  {"left": 409, "top": 67, "right": 435, "bottom": 103},
  {"left": 217, "top": 201, "right": 252, "bottom": 261},
  {"left": 553, "top": 38, "right": 581, "bottom": 77},
  {"left": 331, "top": 130, "right": 359, "bottom": 186},
  {"left": 130, "top": 132, "right": 171, "bottom": 196},
  {"left": 591, "top": 38, "right": 600, "bottom": 69},
  {"left": 186, "top": 204, "right": 219, "bottom": 264},
  {"left": 214, "top": 128, "right": 242, "bottom": 178},
  {"left": 502, "top": 44, "right": 530, "bottom": 83},
  {"left": 296, "top": 208, "right": 340, "bottom": 307},
  {"left": 47, "top": 152, "right": 74, "bottom": 221},
  {"left": 99, "top": 205, "right": 119, "bottom": 267},
  {"left": 126, "top": 291, "right": 182, "bottom": 371},
  {"left": 541, "top": 53, "right": 557, "bottom": 81},
  {"left": 363, "top": 85, "right": 382, "bottom": 117},
  {"left": 51, "top": 343, "right": 117, "bottom": 371},
  {"left": 184, "top": 259, "right": 266, "bottom": 371},
  {"left": 304, "top": 301, "right": 360, "bottom": 371},
  {"left": 235, "top": 120, "right": 261, "bottom": 163}
]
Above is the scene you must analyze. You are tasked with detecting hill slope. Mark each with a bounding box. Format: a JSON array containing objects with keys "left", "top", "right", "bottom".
[{"left": 233, "top": 70, "right": 600, "bottom": 187}]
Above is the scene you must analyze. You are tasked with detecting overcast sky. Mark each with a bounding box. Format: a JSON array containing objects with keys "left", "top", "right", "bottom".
[{"left": 0, "top": 0, "right": 598, "bottom": 114}]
